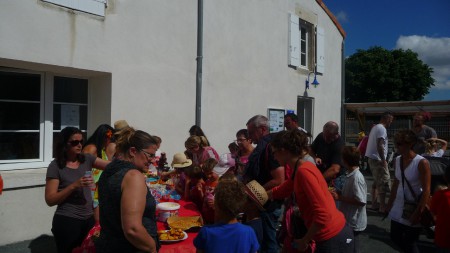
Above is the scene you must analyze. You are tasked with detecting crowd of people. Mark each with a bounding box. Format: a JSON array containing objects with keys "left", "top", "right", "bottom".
[{"left": 43, "top": 111, "right": 450, "bottom": 253}]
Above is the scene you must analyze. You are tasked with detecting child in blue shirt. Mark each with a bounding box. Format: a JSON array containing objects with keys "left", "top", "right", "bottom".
[{"left": 194, "top": 179, "right": 259, "bottom": 253}]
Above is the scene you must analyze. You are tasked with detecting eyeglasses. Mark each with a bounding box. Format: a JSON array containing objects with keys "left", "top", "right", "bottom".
[
  {"left": 235, "top": 138, "right": 248, "bottom": 143},
  {"left": 140, "top": 149, "right": 156, "bottom": 159},
  {"left": 68, "top": 140, "right": 83, "bottom": 146}
]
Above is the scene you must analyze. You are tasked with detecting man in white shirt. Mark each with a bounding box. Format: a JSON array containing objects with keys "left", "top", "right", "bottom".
[{"left": 365, "top": 112, "right": 394, "bottom": 213}]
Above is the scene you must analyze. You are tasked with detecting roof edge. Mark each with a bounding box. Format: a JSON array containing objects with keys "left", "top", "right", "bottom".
[{"left": 316, "top": 0, "right": 346, "bottom": 39}]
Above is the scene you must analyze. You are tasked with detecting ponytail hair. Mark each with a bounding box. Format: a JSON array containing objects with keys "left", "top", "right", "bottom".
[
  {"left": 185, "top": 135, "right": 209, "bottom": 149},
  {"left": 115, "top": 127, "right": 157, "bottom": 154}
]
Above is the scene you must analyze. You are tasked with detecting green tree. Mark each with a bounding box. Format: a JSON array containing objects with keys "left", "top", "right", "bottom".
[{"left": 345, "top": 46, "right": 435, "bottom": 102}]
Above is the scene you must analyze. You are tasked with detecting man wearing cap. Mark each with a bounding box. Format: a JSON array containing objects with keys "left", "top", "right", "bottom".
[{"left": 245, "top": 115, "right": 285, "bottom": 253}]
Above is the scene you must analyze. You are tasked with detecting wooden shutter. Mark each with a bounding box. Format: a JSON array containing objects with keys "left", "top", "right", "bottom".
[
  {"left": 288, "top": 13, "right": 300, "bottom": 68},
  {"left": 42, "top": 0, "right": 106, "bottom": 17},
  {"left": 316, "top": 26, "right": 325, "bottom": 74}
]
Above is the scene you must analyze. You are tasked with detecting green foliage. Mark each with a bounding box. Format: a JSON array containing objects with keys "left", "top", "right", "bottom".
[{"left": 345, "top": 46, "right": 435, "bottom": 102}]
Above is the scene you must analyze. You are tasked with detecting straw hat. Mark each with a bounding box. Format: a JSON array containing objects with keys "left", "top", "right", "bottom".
[
  {"left": 213, "top": 153, "right": 235, "bottom": 177},
  {"left": 114, "top": 120, "right": 129, "bottom": 130},
  {"left": 171, "top": 153, "right": 193, "bottom": 168},
  {"left": 244, "top": 180, "right": 268, "bottom": 211}
]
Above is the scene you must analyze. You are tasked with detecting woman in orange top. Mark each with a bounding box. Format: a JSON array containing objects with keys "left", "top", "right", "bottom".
[{"left": 268, "top": 129, "right": 353, "bottom": 253}]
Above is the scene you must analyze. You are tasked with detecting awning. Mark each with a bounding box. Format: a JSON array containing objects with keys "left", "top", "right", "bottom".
[{"left": 344, "top": 100, "right": 450, "bottom": 117}]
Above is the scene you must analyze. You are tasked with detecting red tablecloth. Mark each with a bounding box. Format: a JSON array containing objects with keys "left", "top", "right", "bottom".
[{"left": 157, "top": 199, "right": 201, "bottom": 253}]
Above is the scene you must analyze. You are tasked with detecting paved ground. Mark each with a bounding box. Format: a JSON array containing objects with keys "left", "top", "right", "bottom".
[{"left": 0, "top": 169, "right": 436, "bottom": 253}]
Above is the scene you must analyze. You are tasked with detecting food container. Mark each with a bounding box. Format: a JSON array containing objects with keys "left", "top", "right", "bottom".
[
  {"left": 167, "top": 216, "right": 204, "bottom": 231},
  {"left": 156, "top": 202, "right": 180, "bottom": 222}
]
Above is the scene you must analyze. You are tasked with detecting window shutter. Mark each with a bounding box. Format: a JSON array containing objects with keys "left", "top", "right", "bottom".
[
  {"left": 42, "top": 0, "right": 106, "bottom": 17},
  {"left": 316, "top": 26, "right": 325, "bottom": 74},
  {"left": 288, "top": 13, "right": 300, "bottom": 68}
]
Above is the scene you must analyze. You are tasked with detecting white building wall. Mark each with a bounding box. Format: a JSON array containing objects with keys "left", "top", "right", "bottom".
[{"left": 0, "top": 0, "right": 343, "bottom": 244}]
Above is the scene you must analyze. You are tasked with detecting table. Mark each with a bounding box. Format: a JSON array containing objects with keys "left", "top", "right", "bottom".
[{"left": 157, "top": 199, "right": 200, "bottom": 253}]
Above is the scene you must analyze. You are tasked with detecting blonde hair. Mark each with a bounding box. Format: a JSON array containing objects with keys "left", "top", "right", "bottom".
[{"left": 185, "top": 135, "right": 209, "bottom": 149}]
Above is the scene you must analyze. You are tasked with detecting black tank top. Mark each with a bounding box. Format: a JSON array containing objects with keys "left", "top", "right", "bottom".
[{"left": 95, "top": 159, "right": 160, "bottom": 252}]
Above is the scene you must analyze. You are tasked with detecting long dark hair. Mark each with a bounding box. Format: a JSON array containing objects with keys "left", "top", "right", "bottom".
[
  {"left": 54, "top": 127, "right": 86, "bottom": 169},
  {"left": 189, "top": 125, "right": 210, "bottom": 146},
  {"left": 85, "top": 124, "right": 114, "bottom": 158}
]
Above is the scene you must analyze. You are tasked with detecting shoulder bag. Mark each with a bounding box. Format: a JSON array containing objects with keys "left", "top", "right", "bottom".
[{"left": 400, "top": 158, "right": 434, "bottom": 228}]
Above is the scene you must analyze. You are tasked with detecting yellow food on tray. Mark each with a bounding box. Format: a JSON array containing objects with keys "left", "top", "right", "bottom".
[
  {"left": 167, "top": 216, "right": 203, "bottom": 231},
  {"left": 158, "top": 228, "right": 184, "bottom": 241}
]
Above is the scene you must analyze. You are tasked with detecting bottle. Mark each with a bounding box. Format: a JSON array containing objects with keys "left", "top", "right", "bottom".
[
  {"left": 158, "top": 152, "right": 168, "bottom": 170},
  {"left": 84, "top": 171, "right": 96, "bottom": 200}
]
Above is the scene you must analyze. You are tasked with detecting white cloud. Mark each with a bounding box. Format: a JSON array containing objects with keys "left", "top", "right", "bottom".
[
  {"left": 335, "top": 11, "right": 348, "bottom": 24},
  {"left": 396, "top": 35, "right": 450, "bottom": 90}
]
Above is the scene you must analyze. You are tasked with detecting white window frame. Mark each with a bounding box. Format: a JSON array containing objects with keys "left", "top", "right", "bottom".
[
  {"left": 0, "top": 70, "right": 88, "bottom": 171},
  {"left": 289, "top": 13, "right": 320, "bottom": 73},
  {"left": 300, "top": 24, "right": 310, "bottom": 69}
]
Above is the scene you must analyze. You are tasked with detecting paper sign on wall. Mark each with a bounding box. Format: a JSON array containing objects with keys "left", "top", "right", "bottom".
[
  {"left": 268, "top": 108, "right": 285, "bottom": 133},
  {"left": 61, "top": 105, "right": 79, "bottom": 129}
]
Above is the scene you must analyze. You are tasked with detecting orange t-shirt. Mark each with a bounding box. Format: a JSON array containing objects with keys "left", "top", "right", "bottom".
[{"left": 272, "top": 161, "right": 345, "bottom": 242}]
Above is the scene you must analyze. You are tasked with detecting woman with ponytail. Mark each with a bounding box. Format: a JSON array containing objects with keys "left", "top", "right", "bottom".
[
  {"left": 185, "top": 135, "right": 219, "bottom": 166},
  {"left": 95, "top": 127, "right": 160, "bottom": 253}
]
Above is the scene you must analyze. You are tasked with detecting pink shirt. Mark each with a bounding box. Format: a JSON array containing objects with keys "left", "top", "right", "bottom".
[{"left": 193, "top": 146, "right": 219, "bottom": 166}]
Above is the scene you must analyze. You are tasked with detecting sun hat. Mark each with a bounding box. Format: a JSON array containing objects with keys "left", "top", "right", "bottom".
[
  {"left": 244, "top": 180, "right": 268, "bottom": 211},
  {"left": 114, "top": 120, "right": 129, "bottom": 130},
  {"left": 171, "top": 153, "right": 193, "bottom": 168},
  {"left": 213, "top": 153, "right": 235, "bottom": 177}
]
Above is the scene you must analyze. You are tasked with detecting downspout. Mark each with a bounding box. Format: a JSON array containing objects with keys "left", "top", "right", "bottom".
[
  {"left": 341, "top": 40, "right": 346, "bottom": 143},
  {"left": 195, "top": 0, "right": 203, "bottom": 126}
]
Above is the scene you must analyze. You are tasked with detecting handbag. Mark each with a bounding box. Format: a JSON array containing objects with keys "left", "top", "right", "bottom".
[{"left": 400, "top": 158, "right": 434, "bottom": 228}]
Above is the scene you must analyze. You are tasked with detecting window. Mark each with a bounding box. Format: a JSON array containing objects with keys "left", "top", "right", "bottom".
[
  {"left": 299, "top": 22, "right": 311, "bottom": 68},
  {"left": 0, "top": 71, "right": 42, "bottom": 161},
  {"left": 297, "top": 96, "right": 314, "bottom": 135},
  {"left": 289, "top": 13, "right": 325, "bottom": 73},
  {"left": 42, "top": 0, "right": 107, "bottom": 17},
  {"left": 0, "top": 70, "right": 88, "bottom": 170}
]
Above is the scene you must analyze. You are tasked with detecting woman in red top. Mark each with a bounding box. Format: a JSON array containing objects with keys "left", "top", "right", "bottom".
[
  {"left": 430, "top": 165, "right": 450, "bottom": 250},
  {"left": 268, "top": 129, "right": 353, "bottom": 253}
]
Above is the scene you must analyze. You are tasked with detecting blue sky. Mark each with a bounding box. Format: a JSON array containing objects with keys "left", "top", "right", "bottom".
[{"left": 325, "top": 0, "right": 450, "bottom": 101}]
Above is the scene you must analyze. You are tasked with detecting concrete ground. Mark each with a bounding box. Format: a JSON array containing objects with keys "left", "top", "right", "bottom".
[{"left": 0, "top": 169, "right": 436, "bottom": 253}]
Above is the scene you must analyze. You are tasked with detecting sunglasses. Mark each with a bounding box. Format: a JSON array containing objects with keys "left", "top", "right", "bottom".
[
  {"left": 68, "top": 140, "right": 83, "bottom": 146},
  {"left": 141, "top": 149, "right": 156, "bottom": 159}
]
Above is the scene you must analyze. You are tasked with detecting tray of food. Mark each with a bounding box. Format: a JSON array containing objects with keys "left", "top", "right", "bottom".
[
  {"left": 167, "top": 216, "right": 203, "bottom": 231},
  {"left": 158, "top": 229, "right": 187, "bottom": 242}
]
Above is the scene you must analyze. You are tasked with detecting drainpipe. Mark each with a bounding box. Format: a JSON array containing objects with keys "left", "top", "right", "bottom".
[
  {"left": 341, "top": 40, "right": 346, "bottom": 143},
  {"left": 195, "top": 0, "right": 203, "bottom": 126}
]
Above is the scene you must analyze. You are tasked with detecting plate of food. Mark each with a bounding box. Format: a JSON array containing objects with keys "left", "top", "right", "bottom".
[
  {"left": 167, "top": 216, "right": 203, "bottom": 231},
  {"left": 158, "top": 229, "right": 188, "bottom": 242}
]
